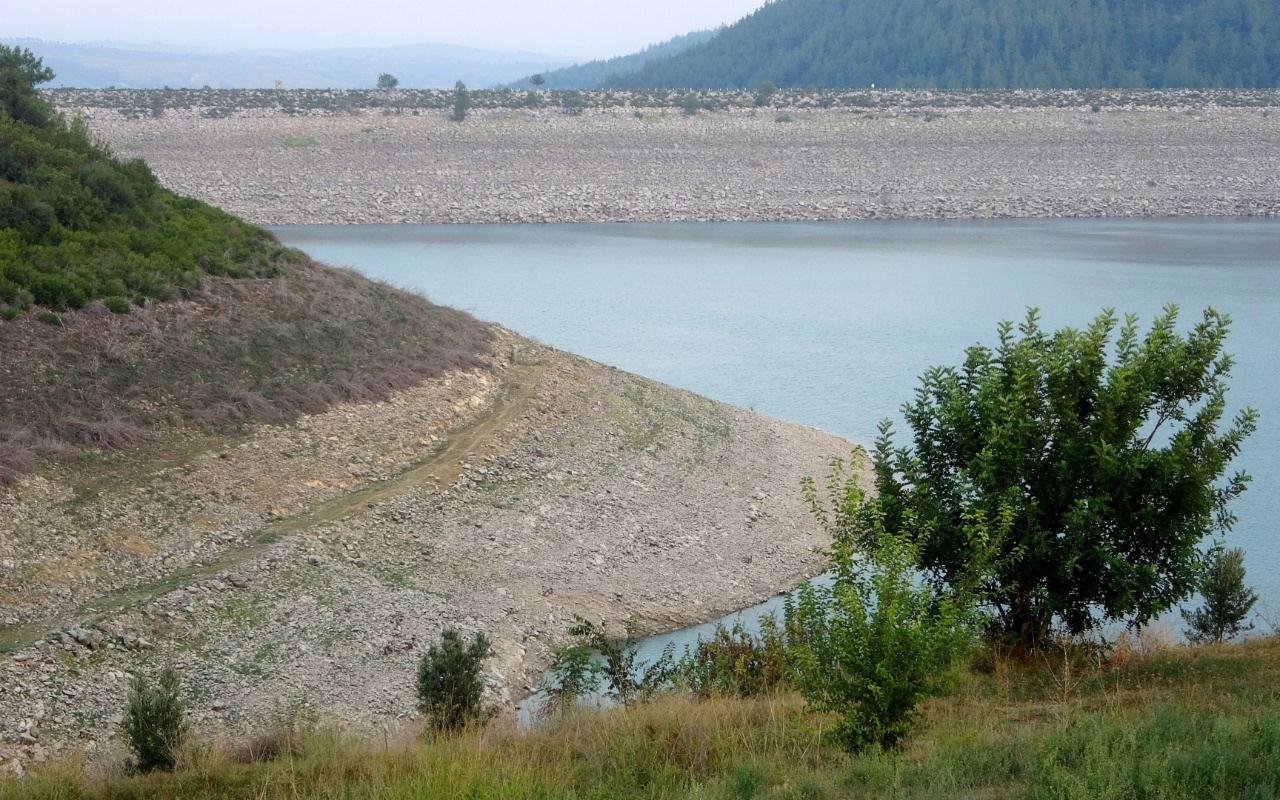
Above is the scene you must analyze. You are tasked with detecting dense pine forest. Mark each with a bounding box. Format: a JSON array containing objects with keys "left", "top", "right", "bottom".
[{"left": 608, "top": 0, "right": 1280, "bottom": 89}]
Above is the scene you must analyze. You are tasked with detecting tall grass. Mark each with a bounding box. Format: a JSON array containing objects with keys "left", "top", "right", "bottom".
[{"left": 4, "top": 637, "right": 1279, "bottom": 799}]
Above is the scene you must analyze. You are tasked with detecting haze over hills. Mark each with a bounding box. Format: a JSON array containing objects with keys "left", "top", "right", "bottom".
[
  {"left": 1, "top": 38, "right": 572, "bottom": 89},
  {"left": 607, "top": 0, "right": 1280, "bottom": 89},
  {"left": 504, "top": 30, "right": 715, "bottom": 89}
]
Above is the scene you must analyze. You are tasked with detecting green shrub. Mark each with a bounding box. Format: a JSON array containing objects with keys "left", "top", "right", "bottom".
[
  {"left": 1, "top": 306, "right": 19, "bottom": 321},
  {"left": 1182, "top": 547, "right": 1258, "bottom": 644},
  {"left": 676, "top": 618, "right": 790, "bottom": 698},
  {"left": 785, "top": 457, "right": 994, "bottom": 752},
  {"left": 560, "top": 90, "right": 586, "bottom": 115},
  {"left": 283, "top": 136, "right": 317, "bottom": 147},
  {"left": 728, "top": 761, "right": 770, "bottom": 798},
  {"left": 416, "top": 628, "right": 493, "bottom": 731},
  {"left": 37, "top": 311, "right": 62, "bottom": 325},
  {"left": 450, "top": 82, "right": 471, "bottom": 122},
  {"left": 539, "top": 641, "right": 603, "bottom": 713},
  {"left": 103, "top": 295, "right": 131, "bottom": 314},
  {"left": 563, "top": 615, "right": 675, "bottom": 706},
  {"left": 121, "top": 665, "right": 188, "bottom": 772}
]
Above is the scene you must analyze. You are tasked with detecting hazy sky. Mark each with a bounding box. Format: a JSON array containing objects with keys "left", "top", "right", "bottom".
[{"left": 8, "top": 0, "right": 765, "bottom": 60}]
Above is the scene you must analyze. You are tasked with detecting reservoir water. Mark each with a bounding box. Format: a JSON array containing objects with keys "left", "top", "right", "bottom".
[{"left": 274, "top": 218, "right": 1280, "bottom": 630}]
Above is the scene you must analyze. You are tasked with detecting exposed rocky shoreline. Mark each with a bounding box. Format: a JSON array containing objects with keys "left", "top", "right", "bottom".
[
  {"left": 0, "top": 332, "right": 852, "bottom": 774},
  {"left": 53, "top": 89, "right": 1280, "bottom": 226}
]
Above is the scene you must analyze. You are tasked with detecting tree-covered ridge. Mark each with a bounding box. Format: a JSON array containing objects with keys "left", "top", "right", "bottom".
[
  {"left": 611, "top": 0, "right": 1280, "bottom": 89},
  {"left": 0, "top": 46, "right": 282, "bottom": 315},
  {"left": 505, "top": 30, "right": 716, "bottom": 90}
]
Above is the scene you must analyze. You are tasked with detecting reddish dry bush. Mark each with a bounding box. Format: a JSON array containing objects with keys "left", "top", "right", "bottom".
[{"left": 53, "top": 417, "right": 151, "bottom": 449}]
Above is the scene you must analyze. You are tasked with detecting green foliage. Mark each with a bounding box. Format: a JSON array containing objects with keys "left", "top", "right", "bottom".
[
  {"left": 610, "top": 0, "right": 1280, "bottom": 89},
  {"left": 1028, "top": 705, "right": 1280, "bottom": 799},
  {"left": 540, "top": 641, "right": 604, "bottom": 712},
  {"left": 1182, "top": 546, "right": 1258, "bottom": 644},
  {"left": 529, "top": 73, "right": 545, "bottom": 86},
  {"left": 102, "top": 295, "right": 130, "bottom": 314},
  {"left": 729, "top": 761, "right": 770, "bottom": 798},
  {"left": 0, "top": 45, "right": 55, "bottom": 128},
  {"left": 675, "top": 619, "right": 791, "bottom": 698},
  {"left": 786, "top": 458, "right": 990, "bottom": 752},
  {"left": 560, "top": 89, "right": 587, "bottom": 115},
  {"left": 679, "top": 92, "right": 705, "bottom": 115},
  {"left": 755, "top": 81, "right": 778, "bottom": 106},
  {"left": 450, "top": 81, "right": 471, "bottom": 122},
  {"left": 416, "top": 628, "right": 492, "bottom": 732},
  {"left": 283, "top": 136, "right": 317, "bottom": 147},
  {"left": 0, "top": 50, "right": 280, "bottom": 312},
  {"left": 36, "top": 310, "right": 61, "bottom": 325},
  {"left": 871, "top": 307, "right": 1256, "bottom": 648},
  {"left": 561, "top": 615, "right": 676, "bottom": 706},
  {"left": 121, "top": 665, "right": 188, "bottom": 773},
  {"left": 376, "top": 73, "right": 399, "bottom": 90}
]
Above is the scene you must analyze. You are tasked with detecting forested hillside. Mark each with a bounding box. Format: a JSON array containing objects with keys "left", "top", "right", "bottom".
[
  {"left": 0, "top": 45, "right": 488, "bottom": 483},
  {"left": 507, "top": 30, "right": 714, "bottom": 89},
  {"left": 0, "top": 45, "right": 279, "bottom": 313},
  {"left": 611, "top": 0, "right": 1280, "bottom": 89}
]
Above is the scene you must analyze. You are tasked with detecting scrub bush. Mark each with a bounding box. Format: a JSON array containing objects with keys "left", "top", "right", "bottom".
[
  {"left": 784, "top": 457, "right": 996, "bottom": 752},
  {"left": 121, "top": 665, "right": 188, "bottom": 772},
  {"left": 416, "top": 628, "right": 493, "bottom": 731},
  {"left": 1182, "top": 546, "right": 1258, "bottom": 643}
]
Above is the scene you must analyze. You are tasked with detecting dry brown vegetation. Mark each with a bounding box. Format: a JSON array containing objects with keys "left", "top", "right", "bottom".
[
  {"left": 4, "top": 634, "right": 1279, "bottom": 799},
  {"left": 0, "top": 257, "right": 491, "bottom": 484}
]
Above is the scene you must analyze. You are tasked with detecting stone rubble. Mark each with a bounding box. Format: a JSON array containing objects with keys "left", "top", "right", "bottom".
[{"left": 0, "top": 332, "right": 855, "bottom": 771}]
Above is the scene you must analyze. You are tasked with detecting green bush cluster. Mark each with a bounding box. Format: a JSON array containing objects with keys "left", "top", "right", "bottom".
[
  {"left": 416, "top": 628, "right": 493, "bottom": 732},
  {"left": 0, "top": 45, "right": 281, "bottom": 315},
  {"left": 121, "top": 665, "right": 188, "bottom": 773}
]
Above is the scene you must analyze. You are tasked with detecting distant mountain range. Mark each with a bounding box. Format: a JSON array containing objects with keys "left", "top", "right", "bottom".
[
  {"left": 503, "top": 30, "right": 714, "bottom": 89},
  {"left": 2, "top": 39, "right": 573, "bottom": 89},
  {"left": 16, "top": 0, "right": 1280, "bottom": 93},
  {"left": 607, "top": 0, "right": 1280, "bottom": 89}
]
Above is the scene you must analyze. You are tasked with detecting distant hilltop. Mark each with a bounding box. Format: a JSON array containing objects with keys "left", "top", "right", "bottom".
[
  {"left": 602, "top": 0, "right": 1280, "bottom": 89},
  {"left": 504, "top": 30, "right": 714, "bottom": 90},
  {"left": 0, "top": 38, "right": 572, "bottom": 89}
]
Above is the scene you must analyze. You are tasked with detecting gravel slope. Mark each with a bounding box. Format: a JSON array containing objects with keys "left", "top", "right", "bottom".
[
  {"left": 66, "top": 103, "right": 1280, "bottom": 225},
  {"left": 0, "top": 332, "right": 854, "bottom": 773}
]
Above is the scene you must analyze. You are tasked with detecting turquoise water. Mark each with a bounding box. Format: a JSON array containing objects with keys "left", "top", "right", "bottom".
[{"left": 273, "top": 218, "right": 1280, "bottom": 624}]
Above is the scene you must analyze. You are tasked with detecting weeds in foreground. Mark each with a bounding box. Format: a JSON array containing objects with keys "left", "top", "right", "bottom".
[{"left": 4, "top": 637, "right": 1280, "bottom": 799}]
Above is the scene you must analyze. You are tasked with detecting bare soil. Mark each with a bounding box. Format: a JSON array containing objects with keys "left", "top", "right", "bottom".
[
  {"left": 62, "top": 101, "right": 1280, "bottom": 225},
  {"left": 0, "top": 331, "right": 852, "bottom": 772}
]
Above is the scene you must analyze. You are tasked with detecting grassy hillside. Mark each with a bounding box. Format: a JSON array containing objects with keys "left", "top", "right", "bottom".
[
  {"left": 0, "top": 46, "right": 491, "bottom": 483},
  {"left": 4, "top": 635, "right": 1278, "bottom": 798},
  {"left": 612, "top": 0, "right": 1280, "bottom": 89}
]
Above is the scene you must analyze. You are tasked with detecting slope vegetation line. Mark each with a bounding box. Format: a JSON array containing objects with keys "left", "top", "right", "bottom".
[{"left": 0, "top": 336, "right": 853, "bottom": 764}]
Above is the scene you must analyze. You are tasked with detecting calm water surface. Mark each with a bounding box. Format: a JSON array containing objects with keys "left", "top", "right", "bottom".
[{"left": 274, "top": 218, "right": 1280, "bottom": 626}]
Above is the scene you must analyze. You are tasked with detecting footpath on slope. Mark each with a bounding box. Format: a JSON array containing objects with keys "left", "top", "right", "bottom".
[
  {"left": 0, "top": 331, "right": 852, "bottom": 773},
  {"left": 62, "top": 101, "right": 1280, "bottom": 225}
]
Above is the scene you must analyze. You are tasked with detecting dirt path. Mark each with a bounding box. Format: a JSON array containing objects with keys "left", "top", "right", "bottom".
[{"left": 0, "top": 333, "right": 853, "bottom": 772}]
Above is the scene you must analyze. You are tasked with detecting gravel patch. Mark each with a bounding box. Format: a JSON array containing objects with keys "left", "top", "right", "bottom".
[
  {"left": 59, "top": 99, "right": 1280, "bottom": 225},
  {"left": 0, "top": 332, "right": 853, "bottom": 771}
]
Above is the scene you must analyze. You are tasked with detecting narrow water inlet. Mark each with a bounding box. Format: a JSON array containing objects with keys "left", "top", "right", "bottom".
[{"left": 516, "top": 572, "right": 836, "bottom": 727}]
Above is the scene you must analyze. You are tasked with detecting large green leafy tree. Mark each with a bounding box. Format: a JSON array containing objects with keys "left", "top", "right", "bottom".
[{"left": 872, "top": 307, "right": 1256, "bottom": 647}]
